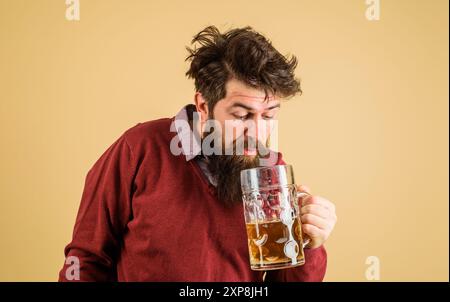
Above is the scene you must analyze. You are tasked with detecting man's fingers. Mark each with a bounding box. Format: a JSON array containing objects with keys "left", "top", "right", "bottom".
[
  {"left": 302, "top": 195, "right": 335, "bottom": 212},
  {"left": 300, "top": 204, "right": 330, "bottom": 220},
  {"left": 300, "top": 213, "right": 330, "bottom": 231},
  {"left": 302, "top": 223, "right": 326, "bottom": 239}
]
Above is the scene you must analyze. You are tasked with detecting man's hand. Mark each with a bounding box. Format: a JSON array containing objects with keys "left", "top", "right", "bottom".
[{"left": 297, "top": 185, "right": 337, "bottom": 249}]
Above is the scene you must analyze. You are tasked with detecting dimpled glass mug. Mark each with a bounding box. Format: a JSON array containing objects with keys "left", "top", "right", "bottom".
[{"left": 240, "top": 165, "right": 310, "bottom": 270}]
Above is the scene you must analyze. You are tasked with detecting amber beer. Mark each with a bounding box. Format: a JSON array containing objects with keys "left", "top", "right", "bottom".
[
  {"left": 246, "top": 218, "right": 306, "bottom": 270},
  {"left": 241, "top": 165, "right": 310, "bottom": 270}
]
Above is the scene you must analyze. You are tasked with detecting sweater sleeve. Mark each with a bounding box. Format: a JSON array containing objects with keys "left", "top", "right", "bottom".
[
  {"left": 58, "top": 133, "right": 135, "bottom": 281},
  {"left": 264, "top": 151, "right": 328, "bottom": 282}
]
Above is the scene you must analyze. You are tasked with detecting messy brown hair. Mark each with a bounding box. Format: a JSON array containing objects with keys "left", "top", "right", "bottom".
[{"left": 185, "top": 25, "right": 302, "bottom": 112}]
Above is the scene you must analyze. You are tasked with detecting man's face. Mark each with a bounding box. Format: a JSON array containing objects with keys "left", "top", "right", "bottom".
[
  {"left": 196, "top": 79, "right": 281, "bottom": 206},
  {"left": 209, "top": 79, "right": 280, "bottom": 156}
]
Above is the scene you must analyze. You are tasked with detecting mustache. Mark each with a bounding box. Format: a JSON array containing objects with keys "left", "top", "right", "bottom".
[
  {"left": 201, "top": 130, "right": 270, "bottom": 156},
  {"left": 228, "top": 136, "right": 270, "bottom": 156}
]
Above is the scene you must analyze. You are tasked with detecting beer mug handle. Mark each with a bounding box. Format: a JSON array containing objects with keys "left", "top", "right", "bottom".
[{"left": 296, "top": 191, "right": 311, "bottom": 248}]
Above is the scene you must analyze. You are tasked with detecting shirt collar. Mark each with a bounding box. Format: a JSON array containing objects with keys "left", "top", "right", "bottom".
[{"left": 173, "top": 104, "right": 202, "bottom": 161}]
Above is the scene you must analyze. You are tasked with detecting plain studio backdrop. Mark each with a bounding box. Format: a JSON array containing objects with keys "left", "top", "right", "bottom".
[{"left": 0, "top": 0, "right": 448, "bottom": 281}]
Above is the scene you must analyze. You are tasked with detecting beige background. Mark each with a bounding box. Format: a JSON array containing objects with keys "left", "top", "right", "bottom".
[{"left": 0, "top": 0, "right": 448, "bottom": 281}]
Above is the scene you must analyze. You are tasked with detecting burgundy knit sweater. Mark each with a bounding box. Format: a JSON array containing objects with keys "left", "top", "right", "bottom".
[{"left": 59, "top": 117, "right": 327, "bottom": 281}]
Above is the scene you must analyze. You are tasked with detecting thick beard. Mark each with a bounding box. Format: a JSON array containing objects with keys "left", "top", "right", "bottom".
[
  {"left": 202, "top": 119, "right": 270, "bottom": 207},
  {"left": 206, "top": 154, "right": 260, "bottom": 207}
]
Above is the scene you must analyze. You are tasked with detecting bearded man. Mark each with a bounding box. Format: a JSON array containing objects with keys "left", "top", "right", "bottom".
[{"left": 59, "top": 25, "right": 337, "bottom": 282}]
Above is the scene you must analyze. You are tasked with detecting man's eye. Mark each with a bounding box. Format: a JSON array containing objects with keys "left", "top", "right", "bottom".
[
  {"left": 234, "top": 114, "right": 248, "bottom": 121},
  {"left": 263, "top": 115, "right": 274, "bottom": 120}
]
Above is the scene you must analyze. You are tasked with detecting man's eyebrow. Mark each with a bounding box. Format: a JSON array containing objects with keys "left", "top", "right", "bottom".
[
  {"left": 230, "top": 102, "right": 281, "bottom": 111},
  {"left": 231, "top": 102, "right": 255, "bottom": 111},
  {"left": 267, "top": 104, "right": 281, "bottom": 110}
]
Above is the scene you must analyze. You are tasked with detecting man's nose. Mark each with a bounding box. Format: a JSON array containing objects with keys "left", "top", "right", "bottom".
[{"left": 244, "top": 114, "right": 269, "bottom": 140}]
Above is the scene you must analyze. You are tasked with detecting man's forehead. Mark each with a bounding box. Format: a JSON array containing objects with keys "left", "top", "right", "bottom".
[
  {"left": 228, "top": 92, "right": 276, "bottom": 101},
  {"left": 226, "top": 79, "right": 276, "bottom": 100},
  {"left": 225, "top": 91, "right": 279, "bottom": 109}
]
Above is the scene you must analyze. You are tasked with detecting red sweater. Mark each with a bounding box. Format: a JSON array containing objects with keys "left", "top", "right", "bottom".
[{"left": 59, "top": 117, "right": 327, "bottom": 281}]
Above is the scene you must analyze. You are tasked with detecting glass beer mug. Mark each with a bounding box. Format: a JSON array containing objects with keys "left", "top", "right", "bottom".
[{"left": 240, "top": 165, "right": 310, "bottom": 270}]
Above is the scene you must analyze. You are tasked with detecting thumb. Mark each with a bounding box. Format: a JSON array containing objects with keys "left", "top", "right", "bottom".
[
  {"left": 297, "top": 184, "right": 311, "bottom": 194},
  {"left": 296, "top": 184, "right": 311, "bottom": 207}
]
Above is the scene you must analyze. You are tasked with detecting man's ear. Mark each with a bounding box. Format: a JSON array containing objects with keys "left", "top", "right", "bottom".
[{"left": 194, "top": 91, "right": 209, "bottom": 123}]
